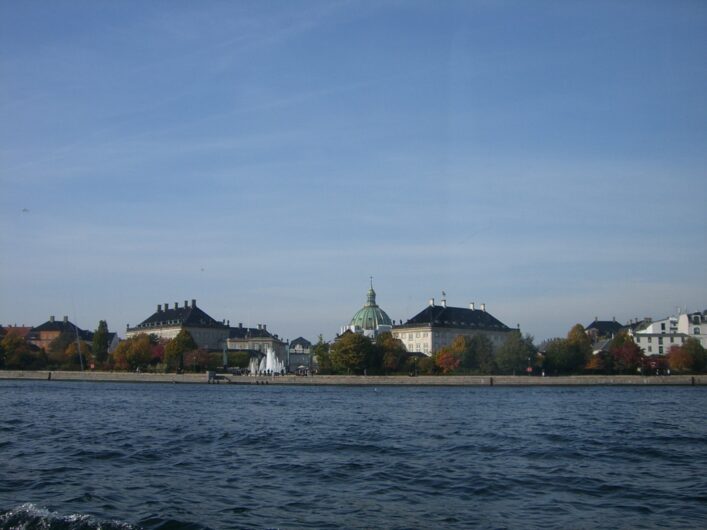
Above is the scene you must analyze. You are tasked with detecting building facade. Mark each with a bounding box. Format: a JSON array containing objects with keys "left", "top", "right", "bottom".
[
  {"left": 677, "top": 311, "right": 707, "bottom": 348},
  {"left": 126, "top": 299, "right": 229, "bottom": 350},
  {"left": 392, "top": 298, "right": 513, "bottom": 356},
  {"left": 29, "top": 316, "right": 93, "bottom": 351},
  {"left": 630, "top": 315, "right": 686, "bottom": 356},
  {"left": 288, "top": 337, "right": 313, "bottom": 372},
  {"left": 226, "top": 323, "right": 288, "bottom": 357}
]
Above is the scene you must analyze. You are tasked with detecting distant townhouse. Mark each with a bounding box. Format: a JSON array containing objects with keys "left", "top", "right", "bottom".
[
  {"left": 288, "top": 337, "right": 313, "bottom": 371},
  {"left": 126, "top": 299, "right": 229, "bottom": 350},
  {"left": 392, "top": 297, "right": 513, "bottom": 356},
  {"left": 29, "top": 316, "right": 93, "bottom": 351},
  {"left": 585, "top": 318, "right": 623, "bottom": 342},
  {"left": 630, "top": 315, "right": 687, "bottom": 356},
  {"left": 226, "top": 322, "right": 288, "bottom": 357},
  {"left": 677, "top": 310, "right": 707, "bottom": 348}
]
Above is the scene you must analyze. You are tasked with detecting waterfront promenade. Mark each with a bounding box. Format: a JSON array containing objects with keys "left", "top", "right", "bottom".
[{"left": 0, "top": 370, "right": 704, "bottom": 386}]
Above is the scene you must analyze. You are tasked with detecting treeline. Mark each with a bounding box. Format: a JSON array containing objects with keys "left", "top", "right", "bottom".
[
  {"left": 314, "top": 325, "right": 707, "bottom": 376},
  {"left": 314, "top": 330, "right": 538, "bottom": 375},
  {"left": 2, "top": 322, "right": 705, "bottom": 375},
  {"left": 0, "top": 326, "right": 249, "bottom": 373},
  {"left": 0, "top": 321, "right": 114, "bottom": 371}
]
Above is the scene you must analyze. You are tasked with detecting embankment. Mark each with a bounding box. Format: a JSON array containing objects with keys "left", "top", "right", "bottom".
[{"left": 0, "top": 371, "right": 704, "bottom": 386}]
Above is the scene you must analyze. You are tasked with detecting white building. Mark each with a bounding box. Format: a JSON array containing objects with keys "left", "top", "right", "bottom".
[
  {"left": 677, "top": 311, "right": 707, "bottom": 348},
  {"left": 392, "top": 297, "right": 513, "bottom": 356},
  {"left": 631, "top": 316, "right": 676, "bottom": 356}
]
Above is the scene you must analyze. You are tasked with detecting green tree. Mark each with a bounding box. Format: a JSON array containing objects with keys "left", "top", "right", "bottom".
[
  {"left": 92, "top": 320, "right": 110, "bottom": 365},
  {"left": 330, "top": 332, "right": 374, "bottom": 374},
  {"left": 228, "top": 351, "right": 251, "bottom": 368},
  {"left": 164, "top": 329, "right": 197, "bottom": 372},
  {"left": 496, "top": 332, "right": 537, "bottom": 375},
  {"left": 313, "top": 335, "right": 333, "bottom": 374},
  {"left": 64, "top": 341, "right": 92, "bottom": 370},
  {"left": 682, "top": 337, "right": 706, "bottom": 372},
  {"left": 543, "top": 325, "right": 592, "bottom": 375},
  {"left": 376, "top": 332, "right": 406, "bottom": 373},
  {"left": 47, "top": 332, "right": 75, "bottom": 367},
  {"left": 1, "top": 332, "right": 47, "bottom": 370}
]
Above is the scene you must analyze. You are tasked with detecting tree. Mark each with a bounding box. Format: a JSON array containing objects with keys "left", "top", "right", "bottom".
[
  {"left": 313, "top": 335, "right": 333, "bottom": 374},
  {"left": 64, "top": 341, "right": 92, "bottom": 370},
  {"left": 1, "top": 332, "right": 47, "bottom": 370},
  {"left": 682, "top": 338, "right": 706, "bottom": 372},
  {"left": 184, "top": 348, "right": 219, "bottom": 372},
  {"left": 92, "top": 320, "right": 110, "bottom": 365},
  {"left": 376, "top": 332, "right": 406, "bottom": 373},
  {"left": 164, "top": 329, "right": 197, "bottom": 372},
  {"left": 496, "top": 332, "right": 537, "bottom": 375},
  {"left": 434, "top": 347, "right": 461, "bottom": 374},
  {"left": 543, "top": 325, "right": 592, "bottom": 375},
  {"left": 228, "top": 350, "right": 251, "bottom": 368},
  {"left": 111, "top": 334, "right": 153, "bottom": 371},
  {"left": 668, "top": 338, "right": 706, "bottom": 373},
  {"left": 47, "top": 332, "right": 75, "bottom": 367},
  {"left": 457, "top": 335, "right": 495, "bottom": 374},
  {"left": 330, "top": 332, "right": 374, "bottom": 374},
  {"left": 609, "top": 332, "right": 643, "bottom": 374}
]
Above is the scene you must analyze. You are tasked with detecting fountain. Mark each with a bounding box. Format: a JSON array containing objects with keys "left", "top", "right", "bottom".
[{"left": 249, "top": 347, "right": 285, "bottom": 375}]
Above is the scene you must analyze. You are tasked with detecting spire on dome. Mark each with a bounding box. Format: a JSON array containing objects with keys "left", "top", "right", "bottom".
[{"left": 366, "top": 277, "right": 377, "bottom": 306}]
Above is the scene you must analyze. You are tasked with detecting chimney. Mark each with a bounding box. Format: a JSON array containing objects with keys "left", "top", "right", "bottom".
[
  {"left": 470, "top": 302, "right": 475, "bottom": 311},
  {"left": 612, "top": 316, "right": 616, "bottom": 322},
  {"left": 174, "top": 302, "right": 178, "bottom": 309},
  {"left": 227, "top": 320, "right": 230, "bottom": 326},
  {"left": 192, "top": 299, "right": 196, "bottom": 308},
  {"left": 429, "top": 298, "right": 435, "bottom": 307},
  {"left": 165, "top": 303, "right": 169, "bottom": 312},
  {"left": 594, "top": 316, "right": 598, "bottom": 322},
  {"left": 239, "top": 323, "right": 243, "bottom": 328},
  {"left": 157, "top": 304, "right": 162, "bottom": 312},
  {"left": 481, "top": 303, "right": 486, "bottom": 312},
  {"left": 184, "top": 300, "right": 188, "bottom": 309},
  {"left": 257, "top": 324, "right": 262, "bottom": 330},
  {"left": 50, "top": 315, "right": 55, "bottom": 322},
  {"left": 63, "top": 316, "right": 68, "bottom": 323},
  {"left": 263, "top": 324, "right": 267, "bottom": 331},
  {"left": 441, "top": 299, "right": 447, "bottom": 308}
]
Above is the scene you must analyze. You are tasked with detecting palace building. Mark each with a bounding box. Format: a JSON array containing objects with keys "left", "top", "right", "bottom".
[
  {"left": 392, "top": 297, "right": 513, "bottom": 356},
  {"left": 126, "top": 299, "right": 229, "bottom": 350}
]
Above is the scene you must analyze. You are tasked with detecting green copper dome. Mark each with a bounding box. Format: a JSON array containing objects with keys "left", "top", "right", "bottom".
[{"left": 349, "top": 283, "right": 392, "bottom": 332}]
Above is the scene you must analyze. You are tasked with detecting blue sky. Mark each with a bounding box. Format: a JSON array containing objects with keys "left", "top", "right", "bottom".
[{"left": 1, "top": 1, "right": 706, "bottom": 343}]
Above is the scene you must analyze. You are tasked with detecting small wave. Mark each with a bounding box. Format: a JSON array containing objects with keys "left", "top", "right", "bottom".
[{"left": 0, "top": 503, "right": 135, "bottom": 530}]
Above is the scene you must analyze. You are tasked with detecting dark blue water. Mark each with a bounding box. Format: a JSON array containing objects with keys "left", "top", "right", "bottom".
[{"left": 1, "top": 381, "right": 705, "bottom": 529}]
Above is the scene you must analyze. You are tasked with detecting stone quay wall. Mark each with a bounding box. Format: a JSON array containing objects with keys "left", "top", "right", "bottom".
[{"left": 0, "top": 371, "right": 704, "bottom": 386}]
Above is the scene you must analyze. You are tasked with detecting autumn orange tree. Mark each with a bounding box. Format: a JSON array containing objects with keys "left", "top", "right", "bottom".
[
  {"left": 111, "top": 333, "right": 153, "bottom": 371},
  {"left": 668, "top": 338, "right": 706, "bottom": 373},
  {"left": 434, "top": 347, "right": 461, "bottom": 374}
]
